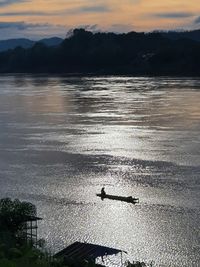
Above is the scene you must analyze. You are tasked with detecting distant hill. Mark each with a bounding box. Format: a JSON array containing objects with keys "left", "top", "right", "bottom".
[
  {"left": 38, "top": 37, "right": 63, "bottom": 47},
  {"left": 0, "top": 37, "right": 63, "bottom": 52},
  {"left": 0, "top": 30, "right": 199, "bottom": 52},
  {"left": 0, "top": 29, "right": 199, "bottom": 76},
  {"left": 159, "top": 30, "right": 200, "bottom": 42},
  {"left": 0, "top": 38, "right": 34, "bottom": 52}
]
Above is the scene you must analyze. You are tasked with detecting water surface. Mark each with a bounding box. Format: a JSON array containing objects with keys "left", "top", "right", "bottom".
[{"left": 0, "top": 76, "right": 199, "bottom": 267}]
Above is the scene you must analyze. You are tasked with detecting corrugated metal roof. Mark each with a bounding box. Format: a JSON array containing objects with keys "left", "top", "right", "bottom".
[{"left": 54, "top": 242, "right": 125, "bottom": 260}]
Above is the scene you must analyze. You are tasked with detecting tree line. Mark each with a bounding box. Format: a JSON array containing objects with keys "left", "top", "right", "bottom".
[{"left": 0, "top": 28, "right": 200, "bottom": 76}]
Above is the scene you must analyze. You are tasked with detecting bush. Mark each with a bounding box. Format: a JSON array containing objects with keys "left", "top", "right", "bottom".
[{"left": 8, "top": 248, "right": 22, "bottom": 259}]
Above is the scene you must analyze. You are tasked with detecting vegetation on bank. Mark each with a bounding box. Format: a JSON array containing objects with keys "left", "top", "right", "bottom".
[
  {"left": 0, "top": 28, "right": 200, "bottom": 76},
  {"left": 0, "top": 198, "right": 62, "bottom": 267},
  {"left": 0, "top": 198, "right": 149, "bottom": 267}
]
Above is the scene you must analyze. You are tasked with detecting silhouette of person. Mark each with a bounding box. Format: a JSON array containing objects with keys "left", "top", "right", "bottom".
[{"left": 101, "top": 187, "right": 106, "bottom": 196}]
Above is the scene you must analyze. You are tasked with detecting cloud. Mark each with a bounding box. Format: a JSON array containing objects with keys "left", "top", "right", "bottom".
[
  {"left": 194, "top": 16, "right": 200, "bottom": 24},
  {"left": 60, "top": 5, "right": 112, "bottom": 15},
  {"left": 128, "top": 0, "right": 141, "bottom": 3},
  {"left": 0, "top": 11, "right": 49, "bottom": 17},
  {"left": 107, "top": 24, "right": 134, "bottom": 33},
  {"left": 0, "top": 21, "right": 49, "bottom": 30},
  {"left": 0, "top": 4, "right": 111, "bottom": 18},
  {"left": 154, "top": 12, "right": 194, "bottom": 19},
  {"left": 0, "top": 21, "right": 68, "bottom": 39},
  {"left": 76, "top": 5, "right": 111, "bottom": 13},
  {"left": 0, "top": 0, "right": 30, "bottom": 7}
]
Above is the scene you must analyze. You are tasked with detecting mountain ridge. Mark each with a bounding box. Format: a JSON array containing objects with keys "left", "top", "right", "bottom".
[
  {"left": 0, "top": 28, "right": 200, "bottom": 76},
  {"left": 0, "top": 29, "right": 200, "bottom": 52},
  {"left": 0, "top": 37, "right": 63, "bottom": 52}
]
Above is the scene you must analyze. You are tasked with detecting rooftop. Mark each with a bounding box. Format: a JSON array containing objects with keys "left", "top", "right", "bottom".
[{"left": 54, "top": 242, "right": 125, "bottom": 261}]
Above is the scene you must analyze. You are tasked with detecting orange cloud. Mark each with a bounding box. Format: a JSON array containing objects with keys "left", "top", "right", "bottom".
[{"left": 0, "top": 0, "right": 200, "bottom": 38}]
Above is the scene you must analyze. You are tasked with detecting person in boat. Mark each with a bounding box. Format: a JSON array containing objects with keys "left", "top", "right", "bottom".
[{"left": 101, "top": 187, "right": 106, "bottom": 196}]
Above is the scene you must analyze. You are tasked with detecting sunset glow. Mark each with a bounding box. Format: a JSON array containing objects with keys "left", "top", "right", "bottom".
[{"left": 0, "top": 0, "right": 200, "bottom": 39}]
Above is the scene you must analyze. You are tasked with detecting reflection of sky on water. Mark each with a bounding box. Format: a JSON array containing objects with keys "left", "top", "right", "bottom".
[{"left": 0, "top": 76, "right": 199, "bottom": 267}]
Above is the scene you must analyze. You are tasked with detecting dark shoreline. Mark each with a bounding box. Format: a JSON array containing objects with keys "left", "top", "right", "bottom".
[
  {"left": 0, "top": 29, "right": 200, "bottom": 77},
  {"left": 0, "top": 72, "right": 200, "bottom": 78}
]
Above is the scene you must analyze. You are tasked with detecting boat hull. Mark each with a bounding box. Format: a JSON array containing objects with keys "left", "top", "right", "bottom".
[{"left": 96, "top": 194, "right": 139, "bottom": 204}]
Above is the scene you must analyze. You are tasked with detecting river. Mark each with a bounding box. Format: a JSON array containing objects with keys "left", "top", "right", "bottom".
[{"left": 0, "top": 75, "right": 199, "bottom": 267}]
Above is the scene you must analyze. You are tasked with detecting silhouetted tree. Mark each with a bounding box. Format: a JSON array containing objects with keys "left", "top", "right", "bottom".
[
  {"left": 0, "top": 198, "right": 36, "bottom": 236},
  {"left": 0, "top": 28, "right": 200, "bottom": 75}
]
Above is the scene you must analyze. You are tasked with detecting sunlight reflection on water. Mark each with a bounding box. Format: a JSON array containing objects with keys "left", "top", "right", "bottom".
[{"left": 0, "top": 75, "right": 199, "bottom": 267}]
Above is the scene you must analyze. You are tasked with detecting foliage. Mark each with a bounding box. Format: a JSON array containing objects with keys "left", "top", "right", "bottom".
[
  {"left": 0, "top": 198, "right": 36, "bottom": 240},
  {"left": 0, "top": 28, "right": 199, "bottom": 75},
  {"left": 0, "top": 243, "right": 66, "bottom": 267}
]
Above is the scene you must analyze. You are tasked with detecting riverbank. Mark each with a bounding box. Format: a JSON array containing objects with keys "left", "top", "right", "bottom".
[{"left": 0, "top": 29, "right": 200, "bottom": 76}]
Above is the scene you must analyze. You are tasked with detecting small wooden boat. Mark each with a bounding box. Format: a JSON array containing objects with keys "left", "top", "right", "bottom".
[{"left": 96, "top": 193, "right": 139, "bottom": 204}]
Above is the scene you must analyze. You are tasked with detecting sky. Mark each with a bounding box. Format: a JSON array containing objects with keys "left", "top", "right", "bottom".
[{"left": 0, "top": 0, "right": 200, "bottom": 39}]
